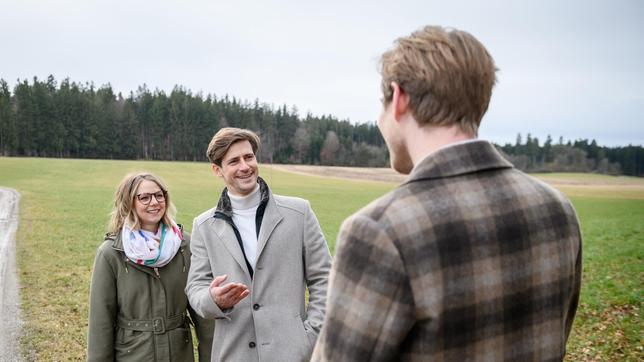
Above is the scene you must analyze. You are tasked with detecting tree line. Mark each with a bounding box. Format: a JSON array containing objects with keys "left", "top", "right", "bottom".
[
  {"left": 0, "top": 76, "right": 641, "bottom": 176},
  {"left": 0, "top": 76, "right": 386, "bottom": 166},
  {"left": 498, "top": 134, "right": 643, "bottom": 177}
]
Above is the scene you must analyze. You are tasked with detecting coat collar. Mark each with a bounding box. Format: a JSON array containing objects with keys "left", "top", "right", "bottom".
[
  {"left": 404, "top": 140, "right": 513, "bottom": 184},
  {"left": 213, "top": 177, "right": 270, "bottom": 219},
  {"left": 210, "top": 177, "right": 283, "bottom": 279}
]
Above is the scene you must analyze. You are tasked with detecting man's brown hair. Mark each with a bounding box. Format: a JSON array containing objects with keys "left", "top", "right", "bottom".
[
  {"left": 206, "top": 127, "right": 261, "bottom": 166},
  {"left": 379, "top": 25, "right": 497, "bottom": 136}
]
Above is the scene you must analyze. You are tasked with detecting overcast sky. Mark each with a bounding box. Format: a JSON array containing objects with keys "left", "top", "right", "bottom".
[{"left": 2, "top": 0, "right": 642, "bottom": 146}]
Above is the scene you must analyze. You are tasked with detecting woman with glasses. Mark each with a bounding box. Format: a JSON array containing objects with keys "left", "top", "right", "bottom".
[{"left": 87, "top": 172, "right": 213, "bottom": 362}]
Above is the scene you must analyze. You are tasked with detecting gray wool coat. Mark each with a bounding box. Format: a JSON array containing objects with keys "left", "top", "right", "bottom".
[
  {"left": 87, "top": 229, "right": 215, "bottom": 362},
  {"left": 186, "top": 183, "right": 332, "bottom": 362}
]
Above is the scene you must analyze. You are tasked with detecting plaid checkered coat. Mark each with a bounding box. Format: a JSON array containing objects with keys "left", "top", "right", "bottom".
[{"left": 312, "top": 140, "right": 582, "bottom": 361}]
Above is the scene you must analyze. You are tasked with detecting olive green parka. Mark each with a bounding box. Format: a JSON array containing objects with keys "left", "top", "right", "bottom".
[{"left": 87, "top": 228, "right": 214, "bottom": 362}]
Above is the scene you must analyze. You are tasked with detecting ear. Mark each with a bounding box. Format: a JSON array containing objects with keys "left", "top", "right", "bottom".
[
  {"left": 211, "top": 163, "right": 223, "bottom": 177},
  {"left": 391, "top": 82, "right": 409, "bottom": 122}
]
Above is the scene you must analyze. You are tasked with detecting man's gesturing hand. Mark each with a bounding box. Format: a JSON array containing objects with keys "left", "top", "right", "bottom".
[{"left": 209, "top": 274, "right": 250, "bottom": 309}]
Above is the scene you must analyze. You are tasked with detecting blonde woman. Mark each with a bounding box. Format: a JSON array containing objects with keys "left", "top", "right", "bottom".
[{"left": 88, "top": 172, "right": 213, "bottom": 361}]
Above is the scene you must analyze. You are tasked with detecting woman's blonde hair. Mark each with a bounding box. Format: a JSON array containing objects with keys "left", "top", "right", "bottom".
[{"left": 108, "top": 172, "right": 176, "bottom": 234}]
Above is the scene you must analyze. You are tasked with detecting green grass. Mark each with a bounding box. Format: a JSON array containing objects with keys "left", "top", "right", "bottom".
[
  {"left": 0, "top": 157, "right": 392, "bottom": 360},
  {"left": 0, "top": 157, "right": 642, "bottom": 361},
  {"left": 533, "top": 172, "right": 644, "bottom": 183},
  {"left": 564, "top": 198, "right": 644, "bottom": 361}
]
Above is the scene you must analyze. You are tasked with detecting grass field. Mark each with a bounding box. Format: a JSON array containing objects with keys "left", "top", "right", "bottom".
[{"left": 0, "top": 157, "right": 642, "bottom": 361}]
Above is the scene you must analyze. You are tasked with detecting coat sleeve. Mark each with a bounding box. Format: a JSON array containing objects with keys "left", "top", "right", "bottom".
[
  {"left": 87, "top": 248, "right": 117, "bottom": 362},
  {"left": 311, "top": 215, "right": 415, "bottom": 361},
  {"left": 564, "top": 205, "right": 583, "bottom": 343},
  {"left": 302, "top": 201, "right": 332, "bottom": 345},
  {"left": 185, "top": 218, "right": 231, "bottom": 319}
]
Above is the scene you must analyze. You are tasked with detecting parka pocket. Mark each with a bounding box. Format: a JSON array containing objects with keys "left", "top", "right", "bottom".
[
  {"left": 169, "top": 326, "right": 194, "bottom": 362},
  {"left": 114, "top": 328, "right": 153, "bottom": 360}
]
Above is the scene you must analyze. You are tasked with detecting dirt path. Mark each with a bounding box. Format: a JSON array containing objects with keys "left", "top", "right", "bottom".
[
  {"left": 269, "top": 165, "right": 644, "bottom": 199},
  {"left": 269, "top": 164, "right": 407, "bottom": 183},
  {"left": 0, "top": 188, "right": 22, "bottom": 362}
]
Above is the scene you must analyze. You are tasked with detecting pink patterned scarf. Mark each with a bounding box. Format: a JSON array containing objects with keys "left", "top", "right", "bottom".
[{"left": 121, "top": 220, "right": 182, "bottom": 267}]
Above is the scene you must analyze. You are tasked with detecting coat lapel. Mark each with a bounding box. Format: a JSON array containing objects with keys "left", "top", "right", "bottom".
[
  {"left": 256, "top": 195, "right": 283, "bottom": 261},
  {"left": 212, "top": 218, "right": 251, "bottom": 276}
]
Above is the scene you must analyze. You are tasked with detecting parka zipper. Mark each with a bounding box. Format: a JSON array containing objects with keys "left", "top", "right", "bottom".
[
  {"left": 154, "top": 267, "right": 160, "bottom": 278},
  {"left": 179, "top": 248, "right": 187, "bottom": 272}
]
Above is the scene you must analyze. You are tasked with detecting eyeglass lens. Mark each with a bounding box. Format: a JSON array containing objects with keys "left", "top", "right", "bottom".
[{"left": 137, "top": 192, "right": 165, "bottom": 204}]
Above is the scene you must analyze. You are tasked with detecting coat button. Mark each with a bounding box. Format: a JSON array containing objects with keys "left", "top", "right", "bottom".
[
  {"left": 249, "top": 341, "right": 256, "bottom": 348},
  {"left": 253, "top": 303, "right": 260, "bottom": 310}
]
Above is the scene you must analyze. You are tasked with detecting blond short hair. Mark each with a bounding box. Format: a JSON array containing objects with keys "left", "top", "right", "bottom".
[
  {"left": 108, "top": 172, "right": 176, "bottom": 234},
  {"left": 206, "top": 127, "right": 260, "bottom": 166},
  {"left": 379, "top": 25, "right": 497, "bottom": 136}
]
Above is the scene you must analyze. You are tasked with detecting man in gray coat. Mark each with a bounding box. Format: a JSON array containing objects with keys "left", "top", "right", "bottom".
[
  {"left": 312, "top": 26, "right": 582, "bottom": 361},
  {"left": 186, "top": 127, "right": 332, "bottom": 362}
]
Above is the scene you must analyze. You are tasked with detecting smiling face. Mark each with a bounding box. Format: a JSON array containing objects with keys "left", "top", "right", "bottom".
[
  {"left": 213, "top": 140, "right": 259, "bottom": 197},
  {"left": 133, "top": 180, "right": 166, "bottom": 232}
]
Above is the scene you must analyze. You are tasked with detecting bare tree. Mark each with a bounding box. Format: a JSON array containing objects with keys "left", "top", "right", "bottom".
[
  {"left": 320, "top": 130, "right": 340, "bottom": 165},
  {"left": 292, "top": 125, "right": 310, "bottom": 164}
]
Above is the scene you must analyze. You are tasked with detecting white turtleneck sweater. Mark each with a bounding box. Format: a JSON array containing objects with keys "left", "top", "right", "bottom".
[{"left": 228, "top": 184, "right": 261, "bottom": 268}]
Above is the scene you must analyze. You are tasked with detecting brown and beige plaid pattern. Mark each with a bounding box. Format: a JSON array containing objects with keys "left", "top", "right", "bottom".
[{"left": 312, "top": 140, "right": 582, "bottom": 362}]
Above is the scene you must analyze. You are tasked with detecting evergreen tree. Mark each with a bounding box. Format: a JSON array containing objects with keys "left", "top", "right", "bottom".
[
  {"left": 1, "top": 76, "right": 640, "bottom": 175},
  {"left": 0, "top": 79, "right": 17, "bottom": 155}
]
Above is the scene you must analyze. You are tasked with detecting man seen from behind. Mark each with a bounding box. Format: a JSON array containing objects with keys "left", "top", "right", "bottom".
[{"left": 312, "top": 25, "right": 582, "bottom": 361}]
